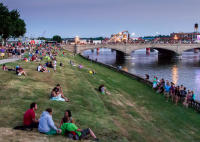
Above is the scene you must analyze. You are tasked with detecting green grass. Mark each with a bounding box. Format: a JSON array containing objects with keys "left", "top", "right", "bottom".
[{"left": 0, "top": 51, "right": 200, "bottom": 142}]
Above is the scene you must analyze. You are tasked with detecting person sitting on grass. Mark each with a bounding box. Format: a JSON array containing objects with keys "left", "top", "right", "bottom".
[
  {"left": 38, "top": 108, "right": 61, "bottom": 135},
  {"left": 37, "top": 64, "right": 48, "bottom": 72},
  {"left": 31, "top": 54, "right": 37, "bottom": 61},
  {"left": 92, "top": 70, "right": 96, "bottom": 75},
  {"left": 46, "top": 61, "right": 53, "bottom": 68},
  {"left": 23, "top": 102, "right": 39, "bottom": 129},
  {"left": 2, "top": 64, "right": 7, "bottom": 71},
  {"left": 59, "top": 110, "right": 75, "bottom": 128},
  {"left": 61, "top": 122, "right": 99, "bottom": 141},
  {"left": 60, "top": 62, "right": 63, "bottom": 67},
  {"left": 98, "top": 84, "right": 111, "bottom": 95},
  {"left": 16, "top": 65, "right": 27, "bottom": 76},
  {"left": 14, "top": 102, "right": 39, "bottom": 131},
  {"left": 2, "top": 64, "right": 15, "bottom": 71},
  {"left": 50, "top": 84, "right": 70, "bottom": 102},
  {"left": 98, "top": 84, "right": 106, "bottom": 94}
]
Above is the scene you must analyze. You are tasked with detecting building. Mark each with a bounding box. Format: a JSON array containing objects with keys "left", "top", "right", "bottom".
[{"left": 170, "top": 32, "right": 200, "bottom": 42}]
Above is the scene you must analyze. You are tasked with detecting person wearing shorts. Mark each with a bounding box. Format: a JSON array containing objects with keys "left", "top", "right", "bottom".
[
  {"left": 164, "top": 81, "right": 171, "bottom": 102},
  {"left": 175, "top": 86, "right": 180, "bottom": 105},
  {"left": 61, "top": 123, "right": 99, "bottom": 141},
  {"left": 0, "top": 52, "right": 5, "bottom": 59}
]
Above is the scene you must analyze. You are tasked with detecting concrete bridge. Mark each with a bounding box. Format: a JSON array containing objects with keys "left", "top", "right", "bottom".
[{"left": 63, "top": 43, "right": 200, "bottom": 55}]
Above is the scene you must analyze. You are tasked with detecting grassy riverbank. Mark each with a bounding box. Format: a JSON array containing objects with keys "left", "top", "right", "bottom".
[{"left": 0, "top": 51, "right": 200, "bottom": 142}]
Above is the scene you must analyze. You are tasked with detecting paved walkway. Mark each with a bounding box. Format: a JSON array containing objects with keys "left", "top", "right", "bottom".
[{"left": 0, "top": 58, "right": 20, "bottom": 65}]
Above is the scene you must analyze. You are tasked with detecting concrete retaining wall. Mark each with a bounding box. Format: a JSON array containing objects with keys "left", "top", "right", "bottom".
[{"left": 79, "top": 54, "right": 153, "bottom": 87}]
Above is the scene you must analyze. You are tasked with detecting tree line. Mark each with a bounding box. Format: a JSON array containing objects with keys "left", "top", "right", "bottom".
[{"left": 0, "top": 3, "right": 26, "bottom": 43}]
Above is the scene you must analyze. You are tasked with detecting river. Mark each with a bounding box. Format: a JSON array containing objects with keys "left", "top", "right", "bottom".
[{"left": 82, "top": 48, "right": 200, "bottom": 101}]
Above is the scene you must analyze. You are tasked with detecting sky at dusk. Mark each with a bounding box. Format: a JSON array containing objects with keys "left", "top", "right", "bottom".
[{"left": 2, "top": 0, "right": 200, "bottom": 38}]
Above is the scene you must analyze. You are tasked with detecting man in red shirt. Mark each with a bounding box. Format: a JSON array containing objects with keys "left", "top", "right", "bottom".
[{"left": 23, "top": 102, "right": 39, "bottom": 129}]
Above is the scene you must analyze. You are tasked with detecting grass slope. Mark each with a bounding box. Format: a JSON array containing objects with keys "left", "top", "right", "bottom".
[{"left": 0, "top": 51, "right": 200, "bottom": 142}]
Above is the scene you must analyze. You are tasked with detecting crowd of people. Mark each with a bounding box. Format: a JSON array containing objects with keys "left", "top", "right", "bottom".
[
  {"left": 0, "top": 43, "right": 27, "bottom": 59},
  {"left": 1, "top": 43, "right": 102, "bottom": 141},
  {"left": 151, "top": 76, "right": 195, "bottom": 108},
  {"left": 14, "top": 102, "right": 99, "bottom": 141},
  {"left": 2, "top": 41, "right": 200, "bottom": 141},
  {"left": 2, "top": 64, "right": 27, "bottom": 76}
]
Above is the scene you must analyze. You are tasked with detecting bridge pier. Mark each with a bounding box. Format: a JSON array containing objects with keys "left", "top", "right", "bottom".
[
  {"left": 146, "top": 48, "right": 150, "bottom": 55},
  {"left": 194, "top": 48, "right": 199, "bottom": 53}
]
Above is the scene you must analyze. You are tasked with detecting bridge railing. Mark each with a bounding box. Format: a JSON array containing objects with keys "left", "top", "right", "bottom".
[{"left": 62, "top": 42, "right": 200, "bottom": 47}]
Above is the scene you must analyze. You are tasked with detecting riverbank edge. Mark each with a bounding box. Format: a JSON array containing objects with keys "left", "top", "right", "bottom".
[
  {"left": 79, "top": 53, "right": 200, "bottom": 112},
  {"left": 79, "top": 54, "right": 153, "bottom": 87}
]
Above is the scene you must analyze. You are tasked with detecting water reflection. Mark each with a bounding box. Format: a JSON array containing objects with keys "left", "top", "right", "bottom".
[
  {"left": 172, "top": 65, "right": 178, "bottom": 85},
  {"left": 82, "top": 48, "right": 200, "bottom": 100}
]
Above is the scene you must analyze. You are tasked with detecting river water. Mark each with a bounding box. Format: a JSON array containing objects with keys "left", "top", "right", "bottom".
[{"left": 82, "top": 48, "right": 200, "bottom": 101}]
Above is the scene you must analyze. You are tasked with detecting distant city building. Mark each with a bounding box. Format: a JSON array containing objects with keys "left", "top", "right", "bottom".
[{"left": 170, "top": 32, "right": 200, "bottom": 41}]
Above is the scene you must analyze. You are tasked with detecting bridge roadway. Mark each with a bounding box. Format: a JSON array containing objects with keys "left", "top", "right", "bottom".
[{"left": 62, "top": 43, "right": 200, "bottom": 55}]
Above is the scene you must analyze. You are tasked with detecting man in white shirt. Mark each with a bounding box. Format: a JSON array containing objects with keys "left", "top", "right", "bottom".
[{"left": 53, "top": 59, "right": 57, "bottom": 72}]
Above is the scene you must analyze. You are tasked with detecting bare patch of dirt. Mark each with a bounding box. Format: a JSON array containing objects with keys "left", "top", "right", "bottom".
[
  {"left": 113, "top": 119, "right": 129, "bottom": 137},
  {"left": 112, "top": 99, "right": 124, "bottom": 107},
  {"left": 0, "top": 128, "right": 92, "bottom": 142},
  {"left": 110, "top": 93, "right": 136, "bottom": 107},
  {"left": 134, "top": 106, "right": 153, "bottom": 122},
  {"left": 0, "top": 127, "right": 48, "bottom": 142}
]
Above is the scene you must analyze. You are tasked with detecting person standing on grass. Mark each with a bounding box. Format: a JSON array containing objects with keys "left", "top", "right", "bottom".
[
  {"left": 152, "top": 76, "right": 158, "bottom": 89},
  {"left": 175, "top": 86, "right": 181, "bottom": 105},
  {"left": 164, "top": 81, "right": 171, "bottom": 102},
  {"left": 23, "top": 102, "right": 39, "bottom": 129},
  {"left": 0, "top": 47, "right": 5, "bottom": 59},
  {"left": 38, "top": 108, "right": 61, "bottom": 135},
  {"left": 53, "top": 58, "right": 57, "bottom": 72},
  {"left": 170, "top": 83, "right": 176, "bottom": 103}
]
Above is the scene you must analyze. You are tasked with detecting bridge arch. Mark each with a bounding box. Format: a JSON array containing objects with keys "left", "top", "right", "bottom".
[
  {"left": 181, "top": 46, "right": 200, "bottom": 53},
  {"left": 151, "top": 47, "right": 177, "bottom": 55}
]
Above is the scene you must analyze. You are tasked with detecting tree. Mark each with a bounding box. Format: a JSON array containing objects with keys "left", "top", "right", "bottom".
[
  {"left": 0, "top": 3, "right": 26, "bottom": 43},
  {"left": 38, "top": 37, "right": 46, "bottom": 40},
  {"left": 52, "top": 35, "right": 62, "bottom": 43}
]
